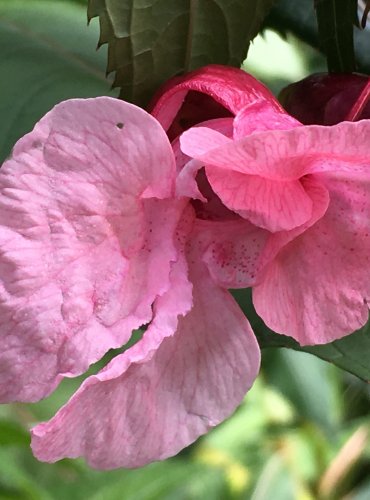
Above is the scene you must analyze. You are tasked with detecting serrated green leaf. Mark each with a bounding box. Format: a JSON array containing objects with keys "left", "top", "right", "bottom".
[
  {"left": 232, "top": 289, "right": 370, "bottom": 382},
  {"left": 88, "top": 0, "right": 277, "bottom": 106},
  {"left": 0, "top": 0, "right": 115, "bottom": 163},
  {"left": 315, "top": 0, "right": 357, "bottom": 72}
]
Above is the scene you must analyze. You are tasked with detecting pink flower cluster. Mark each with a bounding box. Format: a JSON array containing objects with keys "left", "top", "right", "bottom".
[{"left": 1, "top": 66, "right": 370, "bottom": 469}]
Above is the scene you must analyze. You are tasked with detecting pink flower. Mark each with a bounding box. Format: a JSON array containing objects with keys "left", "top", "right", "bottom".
[
  {"left": 0, "top": 96, "right": 263, "bottom": 469},
  {"left": 151, "top": 65, "right": 370, "bottom": 346},
  {"left": 3, "top": 64, "right": 370, "bottom": 470}
]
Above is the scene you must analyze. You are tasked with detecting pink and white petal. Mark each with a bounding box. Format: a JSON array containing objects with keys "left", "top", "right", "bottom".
[
  {"left": 194, "top": 219, "right": 270, "bottom": 288},
  {"left": 31, "top": 262, "right": 260, "bottom": 469},
  {"left": 233, "top": 100, "right": 301, "bottom": 140},
  {"left": 0, "top": 98, "right": 184, "bottom": 402},
  {"left": 205, "top": 167, "right": 313, "bottom": 231},
  {"left": 150, "top": 65, "right": 282, "bottom": 129},
  {"left": 253, "top": 171, "right": 370, "bottom": 345}
]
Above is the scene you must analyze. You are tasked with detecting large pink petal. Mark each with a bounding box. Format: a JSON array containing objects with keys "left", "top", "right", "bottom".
[
  {"left": 253, "top": 171, "right": 370, "bottom": 344},
  {"left": 150, "top": 65, "right": 282, "bottom": 130},
  {"left": 0, "top": 97, "right": 184, "bottom": 402},
  {"left": 31, "top": 261, "right": 260, "bottom": 469}
]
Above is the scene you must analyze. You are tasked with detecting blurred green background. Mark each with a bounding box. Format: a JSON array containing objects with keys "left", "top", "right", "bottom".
[{"left": 0, "top": 1, "right": 369, "bottom": 499}]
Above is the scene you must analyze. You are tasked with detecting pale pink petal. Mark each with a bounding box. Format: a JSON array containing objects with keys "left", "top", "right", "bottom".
[
  {"left": 0, "top": 97, "right": 185, "bottom": 402},
  {"left": 179, "top": 127, "right": 232, "bottom": 157},
  {"left": 31, "top": 262, "right": 260, "bottom": 469},
  {"left": 150, "top": 65, "right": 282, "bottom": 130},
  {"left": 176, "top": 159, "right": 206, "bottom": 200},
  {"left": 259, "top": 176, "right": 330, "bottom": 266},
  {"left": 233, "top": 100, "right": 301, "bottom": 139},
  {"left": 205, "top": 168, "right": 313, "bottom": 231},
  {"left": 194, "top": 219, "right": 269, "bottom": 288},
  {"left": 253, "top": 171, "right": 370, "bottom": 344},
  {"left": 174, "top": 118, "right": 233, "bottom": 199}
]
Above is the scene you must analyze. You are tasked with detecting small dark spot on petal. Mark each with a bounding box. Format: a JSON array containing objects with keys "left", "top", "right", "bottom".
[
  {"left": 32, "top": 140, "right": 42, "bottom": 149},
  {"left": 116, "top": 122, "right": 124, "bottom": 129}
]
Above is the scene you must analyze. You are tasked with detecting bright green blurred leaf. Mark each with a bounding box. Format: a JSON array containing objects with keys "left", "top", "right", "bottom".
[
  {"left": 0, "top": 448, "right": 52, "bottom": 500},
  {"left": 88, "top": 0, "right": 277, "bottom": 105},
  {"left": 250, "top": 455, "right": 296, "bottom": 500},
  {"left": 89, "top": 461, "right": 224, "bottom": 500},
  {"left": 0, "top": 0, "right": 115, "bottom": 163},
  {"left": 262, "top": 349, "right": 341, "bottom": 433},
  {"left": 0, "top": 419, "right": 29, "bottom": 446}
]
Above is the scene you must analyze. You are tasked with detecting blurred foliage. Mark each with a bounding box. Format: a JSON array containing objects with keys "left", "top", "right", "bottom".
[{"left": 1, "top": 349, "right": 370, "bottom": 499}]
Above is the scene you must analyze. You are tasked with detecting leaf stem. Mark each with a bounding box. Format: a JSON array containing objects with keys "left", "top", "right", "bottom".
[{"left": 185, "top": 0, "right": 197, "bottom": 72}]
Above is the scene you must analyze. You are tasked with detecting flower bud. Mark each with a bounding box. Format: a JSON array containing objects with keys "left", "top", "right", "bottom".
[{"left": 279, "top": 73, "right": 370, "bottom": 125}]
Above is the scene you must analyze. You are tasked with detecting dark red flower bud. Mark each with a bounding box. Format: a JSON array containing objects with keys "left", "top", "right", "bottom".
[{"left": 279, "top": 73, "right": 370, "bottom": 125}]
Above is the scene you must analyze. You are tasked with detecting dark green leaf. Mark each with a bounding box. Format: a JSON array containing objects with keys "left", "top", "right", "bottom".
[
  {"left": 232, "top": 289, "right": 370, "bottom": 382},
  {"left": 315, "top": 0, "right": 356, "bottom": 72},
  {"left": 0, "top": 0, "right": 115, "bottom": 163},
  {"left": 88, "top": 0, "right": 277, "bottom": 106}
]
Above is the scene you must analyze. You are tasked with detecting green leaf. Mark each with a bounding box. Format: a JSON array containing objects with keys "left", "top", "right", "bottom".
[
  {"left": 315, "top": 0, "right": 357, "bottom": 72},
  {"left": 0, "top": 0, "right": 115, "bottom": 163},
  {"left": 232, "top": 289, "right": 370, "bottom": 382},
  {"left": 89, "top": 461, "right": 222, "bottom": 500},
  {"left": 88, "top": 0, "right": 277, "bottom": 106},
  {"left": 0, "top": 419, "right": 29, "bottom": 446},
  {"left": 249, "top": 454, "right": 296, "bottom": 500},
  {"left": 262, "top": 350, "right": 341, "bottom": 433}
]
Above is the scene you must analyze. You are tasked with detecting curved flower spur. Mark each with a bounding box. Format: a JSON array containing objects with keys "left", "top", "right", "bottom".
[{"left": 151, "top": 65, "right": 370, "bottom": 345}]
